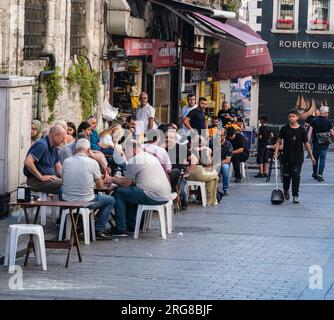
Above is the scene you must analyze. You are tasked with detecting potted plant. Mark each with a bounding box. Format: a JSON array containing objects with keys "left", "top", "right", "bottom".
[
  {"left": 310, "top": 19, "right": 329, "bottom": 30},
  {"left": 276, "top": 18, "right": 294, "bottom": 29}
]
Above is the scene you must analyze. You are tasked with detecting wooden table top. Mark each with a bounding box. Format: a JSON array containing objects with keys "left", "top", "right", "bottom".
[{"left": 11, "top": 200, "right": 91, "bottom": 208}]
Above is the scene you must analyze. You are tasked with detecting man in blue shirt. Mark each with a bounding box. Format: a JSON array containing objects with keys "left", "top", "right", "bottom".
[{"left": 24, "top": 125, "right": 66, "bottom": 194}]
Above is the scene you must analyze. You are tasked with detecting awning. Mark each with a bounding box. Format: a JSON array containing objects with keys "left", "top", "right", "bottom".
[{"left": 149, "top": 0, "right": 273, "bottom": 79}]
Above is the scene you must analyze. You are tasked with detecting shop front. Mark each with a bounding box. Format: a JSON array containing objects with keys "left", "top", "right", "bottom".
[{"left": 259, "top": 66, "right": 334, "bottom": 125}]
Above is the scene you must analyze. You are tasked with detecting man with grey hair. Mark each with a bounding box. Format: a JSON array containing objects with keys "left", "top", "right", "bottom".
[
  {"left": 106, "top": 139, "right": 171, "bottom": 236},
  {"left": 308, "top": 106, "right": 334, "bottom": 182},
  {"left": 62, "top": 139, "right": 115, "bottom": 240},
  {"left": 24, "top": 124, "right": 66, "bottom": 194}
]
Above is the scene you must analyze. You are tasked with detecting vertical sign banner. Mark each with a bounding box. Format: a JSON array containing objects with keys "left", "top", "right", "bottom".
[{"left": 152, "top": 40, "right": 176, "bottom": 68}]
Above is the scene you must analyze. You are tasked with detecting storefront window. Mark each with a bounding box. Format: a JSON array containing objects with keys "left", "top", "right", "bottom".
[
  {"left": 310, "top": 0, "right": 330, "bottom": 30},
  {"left": 276, "top": 0, "right": 295, "bottom": 29}
]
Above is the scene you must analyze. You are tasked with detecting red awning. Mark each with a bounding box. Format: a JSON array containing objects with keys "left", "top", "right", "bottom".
[{"left": 192, "top": 13, "right": 273, "bottom": 80}]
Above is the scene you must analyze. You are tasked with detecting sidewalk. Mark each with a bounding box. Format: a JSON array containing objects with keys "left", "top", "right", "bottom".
[{"left": 1, "top": 152, "right": 334, "bottom": 299}]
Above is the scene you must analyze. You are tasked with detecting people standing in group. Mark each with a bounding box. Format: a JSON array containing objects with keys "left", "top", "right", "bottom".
[
  {"left": 275, "top": 109, "right": 316, "bottom": 204},
  {"left": 307, "top": 106, "right": 334, "bottom": 182},
  {"left": 183, "top": 97, "right": 208, "bottom": 137},
  {"left": 226, "top": 126, "right": 249, "bottom": 183},
  {"left": 254, "top": 114, "right": 272, "bottom": 178},
  {"left": 135, "top": 92, "right": 157, "bottom": 137},
  {"left": 180, "top": 94, "right": 197, "bottom": 135}
]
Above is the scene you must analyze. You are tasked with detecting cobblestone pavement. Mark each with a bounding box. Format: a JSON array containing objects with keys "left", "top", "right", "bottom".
[{"left": 1, "top": 152, "right": 334, "bottom": 300}]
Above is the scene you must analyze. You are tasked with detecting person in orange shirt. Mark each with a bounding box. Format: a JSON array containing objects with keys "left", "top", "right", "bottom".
[{"left": 208, "top": 116, "right": 219, "bottom": 138}]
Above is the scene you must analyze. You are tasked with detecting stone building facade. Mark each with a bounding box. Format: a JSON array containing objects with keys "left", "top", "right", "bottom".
[{"left": 0, "top": 0, "right": 106, "bottom": 128}]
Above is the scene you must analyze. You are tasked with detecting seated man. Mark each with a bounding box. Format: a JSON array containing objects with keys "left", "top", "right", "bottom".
[
  {"left": 107, "top": 140, "right": 171, "bottom": 236},
  {"left": 210, "top": 128, "right": 233, "bottom": 196},
  {"left": 24, "top": 125, "right": 65, "bottom": 195},
  {"left": 62, "top": 139, "right": 114, "bottom": 240},
  {"left": 226, "top": 126, "right": 249, "bottom": 183}
]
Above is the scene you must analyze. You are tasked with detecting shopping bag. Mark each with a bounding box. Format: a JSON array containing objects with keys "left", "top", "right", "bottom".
[{"left": 102, "top": 98, "right": 118, "bottom": 122}]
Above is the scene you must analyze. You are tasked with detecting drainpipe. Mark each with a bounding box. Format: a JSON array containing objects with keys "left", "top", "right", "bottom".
[{"left": 36, "top": 53, "right": 56, "bottom": 120}]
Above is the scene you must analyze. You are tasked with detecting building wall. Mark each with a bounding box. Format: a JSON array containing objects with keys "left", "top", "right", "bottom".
[{"left": 0, "top": 0, "right": 105, "bottom": 129}]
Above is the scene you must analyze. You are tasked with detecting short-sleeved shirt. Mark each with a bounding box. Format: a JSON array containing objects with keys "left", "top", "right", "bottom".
[
  {"left": 62, "top": 154, "right": 101, "bottom": 202},
  {"left": 59, "top": 140, "right": 76, "bottom": 164},
  {"left": 310, "top": 116, "right": 333, "bottom": 146},
  {"left": 228, "top": 133, "right": 249, "bottom": 154},
  {"left": 125, "top": 152, "right": 171, "bottom": 201},
  {"left": 142, "top": 144, "right": 172, "bottom": 172},
  {"left": 186, "top": 107, "right": 206, "bottom": 135},
  {"left": 218, "top": 108, "right": 236, "bottom": 126},
  {"left": 181, "top": 105, "right": 197, "bottom": 133},
  {"left": 209, "top": 138, "right": 233, "bottom": 166},
  {"left": 135, "top": 103, "right": 157, "bottom": 135},
  {"left": 258, "top": 125, "right": 271, "bottom": 147},
  {"left": 23, "top": 136, "right": 60, "bottom": 178},
  {"left": 279, "top": 125, "right": 308, "bottom": 164},
  {"left": 90, "top": 130, "right": 101, "bottom": 151}
]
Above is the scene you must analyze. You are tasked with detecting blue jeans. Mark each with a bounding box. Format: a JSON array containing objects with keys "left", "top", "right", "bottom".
[
  {"left": 114, "top": 187, "right": 168, "bottom": 232},
  {"left": 312, "top": 144, "right": 328, "bottom": 176},
  {"left": 89, "top": 194, "right": 115, "bottom": 232},
  {"left": 220, "top": 163, "right": 230, "bottom": 192}
]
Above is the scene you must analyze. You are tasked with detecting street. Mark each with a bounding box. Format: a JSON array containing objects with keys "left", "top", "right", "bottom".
[{"left": 1, "top": 151, "right": 334, "bottom": 300}]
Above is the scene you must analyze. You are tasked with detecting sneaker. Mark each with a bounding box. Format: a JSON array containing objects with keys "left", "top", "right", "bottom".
[
  {"left": 317, "top": 176, "right": 324, "bottom": 182},
  {"left": 263, "top": 173, "right": 268, "bottom": 178},
  {"left": 292, "top": 197, "right": 300, "bottom": 204},
  {"left": 108, "top": 228, "right": 128, "bottom": 237},
  {"left": 223, "top": 191, "right": 229, "bottom": 196},
  {"left": 254, "top": 173, "right": 264, "bottom": 178},
  {"left": 95, "top": 230, "right": 113, "bottom": 240},
  {"left": 284, "top": 190, "right": 290, "bottom": 200},
  {"left": 312, "top": 173, "right": 319, "bottom": 180},
  {"left": 234, "top": 177, "right": 241, "bottom": 183}
]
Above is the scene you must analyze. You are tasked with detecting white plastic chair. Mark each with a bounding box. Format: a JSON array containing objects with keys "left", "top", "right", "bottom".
[
  {"left": 4, "top": 224, "right": 47, "bottom": 272},
  {"left": 229, "top": 162, "right": 249, "bottom": 182},
  {"left": 184, "top": 181, "right": 207, "bottom": 207},
  {"left": 58, "top": 208, "right": 96, "bottom": 245},
  {"left": 134, "top": 204, "right": 167, "bottom": 239}
]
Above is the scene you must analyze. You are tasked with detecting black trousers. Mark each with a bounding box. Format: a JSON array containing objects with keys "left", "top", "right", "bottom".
[
  {"left": 282, "top": 162, "right": 302, "bottom": 197},
  {"left": 231, "top": 152, "right": 249, "bottom": 179}
]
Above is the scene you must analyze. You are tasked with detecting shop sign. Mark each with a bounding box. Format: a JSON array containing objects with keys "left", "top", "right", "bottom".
[
  {"left": 124, "top": 38, "right": 155, "bottom": 56},
  {"left": 152, "top": 40, "right": 176, "bottom": 68},
  {"left": 112, "top": 60, "right": 127, "bottom": 72},
  {"left": 190, "top": 70, "right": 209, "bottom": 83},
  {"left": 182, "top": 50, "right": 208, "bottom": 69},
  {"left": 245, "top": 45, "right": 266, "bottom": 57}
]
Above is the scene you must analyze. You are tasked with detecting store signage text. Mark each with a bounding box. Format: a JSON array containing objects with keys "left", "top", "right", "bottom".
[
  {"left": 279, "top": 40, "right": 334, "bottom": 49},
  {"left": 279, "top": 81, "right": 334, "bottom": 94},
  {"left": 182, "top": 50, "right": 207, "bottom": 69},
  {"left": 152, "top": 40, "right": 176, "bottom": 68}
]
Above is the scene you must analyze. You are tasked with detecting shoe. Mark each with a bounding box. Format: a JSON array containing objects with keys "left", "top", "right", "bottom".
[
  {"left": 317, "top": 176, "right": 324, "bottom": 182},
  {"left": 263, "top": 173, "right": 268, "bottom": 178},
  {"left": 234, "top": 178, "right": 241, "bottom": 183},
  {"left": 312, "top": 173, "right": 319, "bottom": 180},
  {"left": 108, "top": 228, "right": 128, "bottom": 237},
  {"left": 223, "top": 191, "right": 229, "bottom": 196},
  {"left": 217, "top": 191, "right": 223, "bottom": 203},
  {"left": 95, "top": 230, "right": 113, "bottom": 240},
  {"left": 254, "top": 173, "right": 264, "bottom": 178},
  {"left": 292, "top": 197, "right": 300, "bottom": 204},
  {"left": 284, "top": 190, "right": 290, "bottom": 200}
]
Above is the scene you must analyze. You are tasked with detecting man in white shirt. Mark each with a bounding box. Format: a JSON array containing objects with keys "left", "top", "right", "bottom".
[
  {"left": 107, "top": 139, "right": 171, "bottom": 235},
  {"left": 135, "top": 92, "right": 157, "bottom": 136},
  {"left": 62, "top": 139, "right": 114, "bottom": 240},
  {"left": 181, "top": 94, "right": 197, "bottom": 135}
]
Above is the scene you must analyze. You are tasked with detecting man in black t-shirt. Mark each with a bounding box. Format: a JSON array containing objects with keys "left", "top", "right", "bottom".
[
  {"left": 184, "top": 97, "right": 208, "bottom": 136},
  {"left": 307, "top": 106, "right": 334, "bottom": 182},
  {"left": 218, "top": 101, "right": 237, "bottom": 127},
  {"left": 226, "top": 127, "right": 249, "bottom": 182},
  {"left": 275, "top": 109, "right": 316, "bottom": 204}
]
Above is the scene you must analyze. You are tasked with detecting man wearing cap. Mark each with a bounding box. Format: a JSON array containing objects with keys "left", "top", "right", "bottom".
[{"left": 308, "top": 106, "right": 334, "bottom": 182}]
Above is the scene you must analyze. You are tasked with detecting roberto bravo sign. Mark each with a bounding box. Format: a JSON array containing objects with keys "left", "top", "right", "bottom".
[{"left": 279, "top": 40, "right": 334, "bottom": 49}]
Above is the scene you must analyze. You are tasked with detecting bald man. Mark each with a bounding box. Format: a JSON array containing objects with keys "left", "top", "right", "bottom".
[{"left": 24, "top": 125, "right": 66, "bottom": 194}]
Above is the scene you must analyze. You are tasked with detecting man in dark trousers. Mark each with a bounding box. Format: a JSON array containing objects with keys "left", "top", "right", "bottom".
[
  {"left": 307, "top": 106, "right": 334, "bottom": 182},
  {"left": 275, "top": 109, "right": 316, "bottom": 204},
  {"left": 226, "top": 127, "right": 249, "bottom": 183}
]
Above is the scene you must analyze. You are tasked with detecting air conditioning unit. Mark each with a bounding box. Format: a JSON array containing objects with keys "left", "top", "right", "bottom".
[{"left": 107, "top": 0, "right": 146, "bottom": 38}]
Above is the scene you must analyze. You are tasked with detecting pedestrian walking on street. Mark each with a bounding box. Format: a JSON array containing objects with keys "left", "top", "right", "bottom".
[
  {"left": 275, "top": 109, "right": 316, "bottom": 204},
  {"left": 307, "top": 106, "right": 334, "bottom": 182}
]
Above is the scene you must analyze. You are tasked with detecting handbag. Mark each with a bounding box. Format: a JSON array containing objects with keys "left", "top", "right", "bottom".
[{"left": 316, "top": 132, "right": 331, "bottom": 145}]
